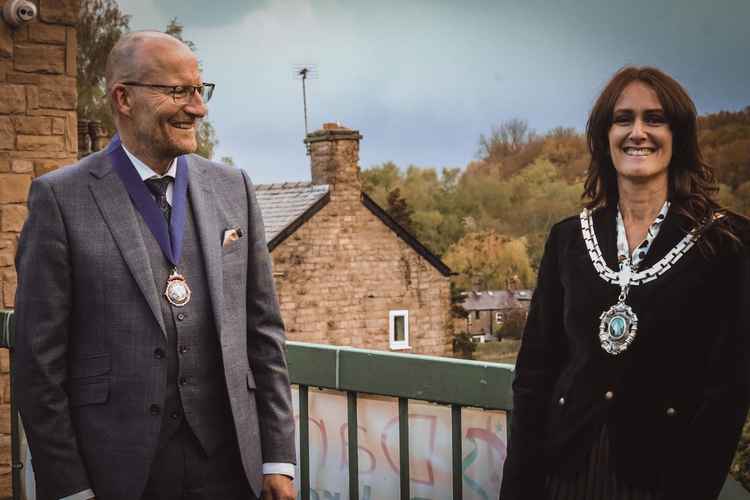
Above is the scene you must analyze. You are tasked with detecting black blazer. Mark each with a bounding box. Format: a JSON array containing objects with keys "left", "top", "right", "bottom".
[{"left": 499, "top": 205, "right": 750, "bottom": 500}]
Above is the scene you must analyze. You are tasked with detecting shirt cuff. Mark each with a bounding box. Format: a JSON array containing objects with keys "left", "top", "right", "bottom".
[
  {"left": 59, "top": 489, "right": 95, "bottom": 500},
  {"left": 263, "top": 462, "right": 295, "bottom": 479}
]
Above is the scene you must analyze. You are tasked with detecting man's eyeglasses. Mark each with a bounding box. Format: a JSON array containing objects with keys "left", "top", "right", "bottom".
[{"left": 121, "top": 82, "right": 216, "bottom": 103}]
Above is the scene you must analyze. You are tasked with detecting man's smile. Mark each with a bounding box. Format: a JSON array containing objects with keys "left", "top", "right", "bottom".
[{"left": 170, "top": 121, "right": 195, "bottom": 130}]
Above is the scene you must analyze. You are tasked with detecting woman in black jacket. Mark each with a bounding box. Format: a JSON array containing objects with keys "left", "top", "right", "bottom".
[{"left": 499, "top": 66, "right": 750, "bottom": 500}]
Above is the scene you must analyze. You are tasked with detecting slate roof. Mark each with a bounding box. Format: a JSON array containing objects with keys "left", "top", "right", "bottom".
[
  {"left": 254, "top": 182, "right": 452, "bottom": 277},
  {"left": 255, "top": 182, "right": 330, "bottom": 247},
  {"left": 461, "top": 289, "right": 534, "bottom": 311}
]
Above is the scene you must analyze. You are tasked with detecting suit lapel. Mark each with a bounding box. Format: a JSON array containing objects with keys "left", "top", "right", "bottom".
[
  {"left": 186, "top": 157, "right": 225, "bottom": 340},
  {"left": 88, "top": 154, "right": 167, "bottom": 336}
]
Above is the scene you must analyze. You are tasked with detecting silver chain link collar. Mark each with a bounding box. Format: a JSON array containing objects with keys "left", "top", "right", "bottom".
[{"left": 580, "top": 208, "right": 700, "bottom": 286}]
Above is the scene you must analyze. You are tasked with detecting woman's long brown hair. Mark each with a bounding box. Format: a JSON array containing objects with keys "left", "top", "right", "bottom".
[{"left": 583, "top": 66, "right": 743, "bottom": 253}]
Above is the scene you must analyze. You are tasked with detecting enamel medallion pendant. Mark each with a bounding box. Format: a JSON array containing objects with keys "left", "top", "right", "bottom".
[
  {"left": 598, "top": 301, "right": 639, "bottom": 355},
  {"left": 165, "top": 270, "right": 191, "bottom": 307}
]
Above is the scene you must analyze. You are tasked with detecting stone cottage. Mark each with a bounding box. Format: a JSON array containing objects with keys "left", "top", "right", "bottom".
[{"left": 256, "top": 123, "right": 453, "bottom": 355}]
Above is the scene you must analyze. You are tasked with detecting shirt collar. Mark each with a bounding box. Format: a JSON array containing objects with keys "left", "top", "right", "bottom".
[{"left": 121, "top": 143, "right": 177, "bottom": 181}]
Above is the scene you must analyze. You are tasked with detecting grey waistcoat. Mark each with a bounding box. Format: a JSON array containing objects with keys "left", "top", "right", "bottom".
[{"left": 137, "top": 189, "right": 235, "bottom": 455}]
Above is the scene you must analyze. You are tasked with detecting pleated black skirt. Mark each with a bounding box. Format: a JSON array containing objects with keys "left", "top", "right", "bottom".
[{"left": 545, "top": 425, "right": 660, "bottom": 500}]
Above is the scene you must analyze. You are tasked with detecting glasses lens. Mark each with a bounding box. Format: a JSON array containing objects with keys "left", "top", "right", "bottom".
[
  {"left": 172, "top": 86, "right": 190, "bottom": 102},
  {"left": 203, "top": 84, "right": 215, "bottom": 102}
]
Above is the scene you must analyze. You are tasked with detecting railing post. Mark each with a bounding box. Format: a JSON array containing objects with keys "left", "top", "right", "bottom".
[
  {"left": 347, "top": 391, "right": 359, "bottom": 500},
  {"left": 451, "top": 404, "right": 462, "bottom": 499},
  {"left": 299, "top": 385, "right": 310, "bottom": 500},
  {"left": 398, "top": 397, "right": 409, "bottom": 500},
  {"left": 1, "top": 311, "right": 20, "bottom": 500}
]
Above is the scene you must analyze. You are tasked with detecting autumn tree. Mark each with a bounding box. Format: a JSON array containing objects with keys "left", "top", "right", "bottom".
[
  {"left": 477, "top": 118, "right": 533, "bottom": 162},
  {"left": 444, "top": 231, "right": 534, "bottom": 291}
]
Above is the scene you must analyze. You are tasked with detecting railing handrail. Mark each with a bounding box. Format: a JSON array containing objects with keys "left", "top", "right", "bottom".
[{"left": 286, "top": 340, "right": 515, "bottom": 410}]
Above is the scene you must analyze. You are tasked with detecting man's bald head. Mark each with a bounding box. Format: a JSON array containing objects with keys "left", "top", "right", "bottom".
[
  {"left": 105, "top": 30, "right": 206, "bottom": 172},
  {"left": 105, "top": 31, "right": 196, "bottom": 93}
]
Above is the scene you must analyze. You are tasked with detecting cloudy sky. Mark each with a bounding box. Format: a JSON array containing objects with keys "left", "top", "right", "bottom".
[{"left": 117, "top": 0, "right": 750, "bottom": 184}]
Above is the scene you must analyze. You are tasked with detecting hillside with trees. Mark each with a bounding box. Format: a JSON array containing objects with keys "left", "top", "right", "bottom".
[{"left": 363, "top": 108, "right": 750, "bottom": 288}]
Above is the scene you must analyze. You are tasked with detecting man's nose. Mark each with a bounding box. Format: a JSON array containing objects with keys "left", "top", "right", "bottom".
[{"left": 184, "top": 90, "right": 207, "bottom": 118}]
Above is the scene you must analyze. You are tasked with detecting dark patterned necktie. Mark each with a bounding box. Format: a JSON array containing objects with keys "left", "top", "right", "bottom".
[{"left": 145, "top": 177, "right": 172, "bottom": 225}]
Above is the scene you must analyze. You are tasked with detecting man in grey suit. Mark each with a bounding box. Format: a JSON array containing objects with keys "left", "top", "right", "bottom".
[{"left": 14, "top": 31, "right": 296, "bottom": 500}]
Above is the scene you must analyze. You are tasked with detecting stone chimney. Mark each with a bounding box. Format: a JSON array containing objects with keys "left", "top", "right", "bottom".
[{"left": 304, "top": 123, "right": 363, "bottom": 196}]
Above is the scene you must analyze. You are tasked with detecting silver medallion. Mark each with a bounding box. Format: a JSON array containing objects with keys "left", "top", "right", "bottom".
[
  {"left": 598, "top": 301, "right": 638, "bottom": 355},
  {"left": 165, "top": 270, "right": 191, "bottom": 307}
]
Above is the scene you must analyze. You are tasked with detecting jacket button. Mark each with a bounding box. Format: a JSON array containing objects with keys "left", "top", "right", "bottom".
[
  {"left": 604, "top": 390, "right": 614, "bottom": 400},
  {"left": 558, "top": 397, "right": 565, "bottom": 406},
  {"left": 179, "top": 377, "right": 188, "bottom": 386},
  {"left": 177, "top": 313, "right": 186, "bottom": 321},
  {"left": 149, "top": 404, "right": 161, "bottom": 416},
  {"left": 179, "top": 345, "right": 189, "bottom": 355},
  {"left": 170, "top": 411, "right": 181, "bottom": 420},
  {"left": 666, "top": 407, "right": 676, "bottom": 417},
  {"left": 153, "top": 348, "right": 165, "bottom": 359}
]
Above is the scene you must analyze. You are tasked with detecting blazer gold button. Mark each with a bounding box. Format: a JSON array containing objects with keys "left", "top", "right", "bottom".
[
  {"left": 605, "top": 390, "right": 614, "bottom": 400},
  {"left": 666, "top": 407, "right": 676, "bottom": 416},
  {"left": 558, "top": 397, "right": 565, "bottom": 406}
]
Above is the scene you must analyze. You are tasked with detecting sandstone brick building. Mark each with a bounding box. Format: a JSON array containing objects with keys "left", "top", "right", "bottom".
[
  {"left": 0, "top": 1, "right": 78, "bottom": 496},
  {"left": 256, "top": 124, "right": 453, "bottom": 355}
]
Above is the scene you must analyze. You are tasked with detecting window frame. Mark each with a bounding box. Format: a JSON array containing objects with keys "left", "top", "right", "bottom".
[{"left": 389, "top": 310, "right": 410, "bottom": 350}]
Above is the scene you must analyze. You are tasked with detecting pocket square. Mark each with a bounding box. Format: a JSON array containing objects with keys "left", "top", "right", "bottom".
[{"left": 222, "top": 227, "right": 243, "bottom": 247}]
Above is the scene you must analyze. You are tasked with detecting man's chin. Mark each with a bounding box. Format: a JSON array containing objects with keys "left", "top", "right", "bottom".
[{"left": 168, "top": 137, "right": 198, "bottom": 157}]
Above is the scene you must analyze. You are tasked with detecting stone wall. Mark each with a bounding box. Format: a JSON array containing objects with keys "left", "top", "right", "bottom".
[
  {"left": 0, "top": 0, "right": 78, "bottom": 496},
  {"left": 273, "top": 125, "right": 452, "bottom": 355}
]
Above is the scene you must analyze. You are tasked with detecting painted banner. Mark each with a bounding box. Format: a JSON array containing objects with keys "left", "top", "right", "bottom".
[{"left": 292, "top": 387, "right": 507, "bottom": 500}]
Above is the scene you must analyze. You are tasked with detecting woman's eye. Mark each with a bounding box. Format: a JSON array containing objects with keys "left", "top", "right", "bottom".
[
  {"left": 646, "top": 114, "right": 667, "bottom": 124},
  {"left": 613, "top": 115, "right": 631, "bottom": 124}
]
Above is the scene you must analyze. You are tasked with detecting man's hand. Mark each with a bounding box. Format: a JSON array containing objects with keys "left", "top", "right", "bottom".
[{"left": 261, "top": 474, "right": 295, "bottom": 500}]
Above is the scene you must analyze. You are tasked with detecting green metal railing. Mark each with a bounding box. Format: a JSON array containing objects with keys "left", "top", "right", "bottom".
[
  {"left": 286, "top": 341, "right": 514, "bottom": 499},
  {"left": 1, "top": 309, "right": 749, "bottom": 499}
]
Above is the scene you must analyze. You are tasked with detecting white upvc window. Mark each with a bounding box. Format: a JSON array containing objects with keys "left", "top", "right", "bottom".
[{"left": 389, "top": 310, "right": 409, "bottom": 350}]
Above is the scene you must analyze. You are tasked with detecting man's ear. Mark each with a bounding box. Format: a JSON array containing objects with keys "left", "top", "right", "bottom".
[{"left": 111, "top": 86, "right": 134, "bottom": 118}]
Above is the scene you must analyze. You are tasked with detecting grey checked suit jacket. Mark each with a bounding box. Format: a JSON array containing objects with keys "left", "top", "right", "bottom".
[{"left": 14, "top": 148, "right": 296, "bottom": 500}]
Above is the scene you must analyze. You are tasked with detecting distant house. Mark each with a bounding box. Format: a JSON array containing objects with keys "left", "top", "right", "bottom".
[
  {"left": 458, "top": 289, "right": 532, "bottom": 342},
  {"left": 255, "top": 123, "right": 453, "bottom": 356}
]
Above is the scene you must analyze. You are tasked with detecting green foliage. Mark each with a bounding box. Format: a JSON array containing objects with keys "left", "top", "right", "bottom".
[
  {"left": 164, "top": 17, "right": 196, "bottom": 52},
  {"left": 195, "top": 120, "right": 218, "bottom": 160},
  {"left": 452, "top": 332, "right": 477, "bottom": 359},
  {"left": 77, "top": 0, "right": 130, "bottom": 132},
  {"left": 386, "top": 188, "right": 414, "bottom": 232}
]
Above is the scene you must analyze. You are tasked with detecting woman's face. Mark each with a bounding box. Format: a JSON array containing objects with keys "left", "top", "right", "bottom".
[{"left": 608, "top": 81, "right": 673, "bottom": 183}]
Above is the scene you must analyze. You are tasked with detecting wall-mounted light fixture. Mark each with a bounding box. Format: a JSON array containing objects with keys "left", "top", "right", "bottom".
[{"left": 2, "top": 0, "right": 37, "bottom": 29}]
